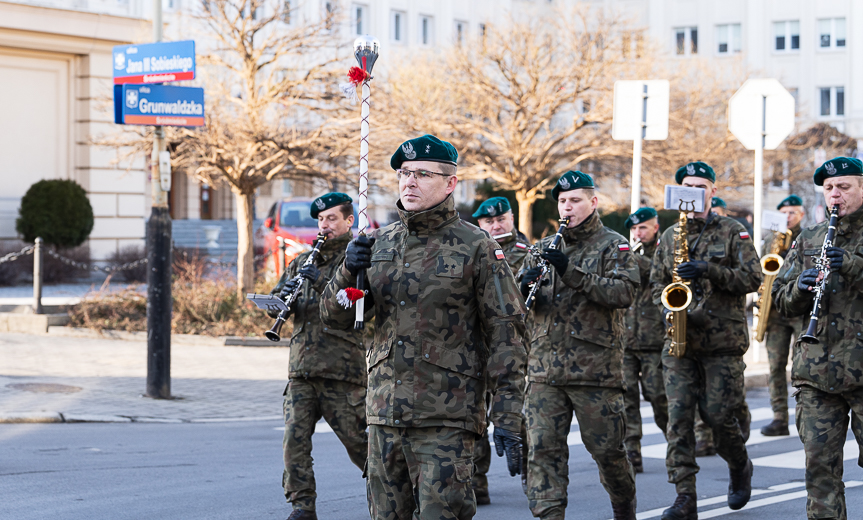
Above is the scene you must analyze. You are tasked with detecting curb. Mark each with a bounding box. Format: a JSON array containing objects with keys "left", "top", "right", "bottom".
[
  {"left": 0, "top": 412, "right": 283, "bottom": 425},
  {"left": 45, "top": 326, "right": 289, "bottom": 347}
]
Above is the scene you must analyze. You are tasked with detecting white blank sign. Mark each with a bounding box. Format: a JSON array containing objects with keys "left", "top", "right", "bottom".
[{"left": 611, "top": 80, "right": 670, "bottom": 141}]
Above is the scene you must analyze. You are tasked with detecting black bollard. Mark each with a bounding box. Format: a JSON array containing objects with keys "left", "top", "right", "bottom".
[{"left": 146, "top": 205, "right": 172, "bottom": 399}]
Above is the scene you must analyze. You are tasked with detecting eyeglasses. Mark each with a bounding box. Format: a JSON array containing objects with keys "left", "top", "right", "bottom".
[{"left": 395, "top": 168, "right": 451, "bottom": 181}]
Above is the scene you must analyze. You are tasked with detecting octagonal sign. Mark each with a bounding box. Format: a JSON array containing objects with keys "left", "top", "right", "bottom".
[{"left": 728, "top": 79, "right": 795, "bottom": 150}]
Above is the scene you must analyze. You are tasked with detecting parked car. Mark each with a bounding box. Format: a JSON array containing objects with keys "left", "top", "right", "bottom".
[{"left": 260, "top": 198, "right": 377, "bottom": 277}]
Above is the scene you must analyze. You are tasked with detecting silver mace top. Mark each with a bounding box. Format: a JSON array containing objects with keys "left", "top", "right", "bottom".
[{"left": 354, "top": 35, "right": 380, "bottom": 75}]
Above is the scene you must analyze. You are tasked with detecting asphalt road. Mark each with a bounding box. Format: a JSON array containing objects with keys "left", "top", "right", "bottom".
[{"left": 2, "top": 389, "right": 861, "bottom": 520}]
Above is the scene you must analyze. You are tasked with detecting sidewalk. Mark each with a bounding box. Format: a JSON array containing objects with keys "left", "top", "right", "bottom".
[{"left": 0, "top": 332, "right": 289, "bottom": 423}]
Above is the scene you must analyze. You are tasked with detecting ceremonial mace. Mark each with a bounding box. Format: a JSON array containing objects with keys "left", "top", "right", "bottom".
[{"left": 338, "top": 35, "right": 380, "bottom": 329}]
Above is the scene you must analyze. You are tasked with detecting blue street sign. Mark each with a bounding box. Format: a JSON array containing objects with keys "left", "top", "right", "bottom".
[
  {"left": 113, "top": 40, "right": 196, "bottom": 85},
  {"left": 114, "top": 84, "right": 205, "bottom": 127}
]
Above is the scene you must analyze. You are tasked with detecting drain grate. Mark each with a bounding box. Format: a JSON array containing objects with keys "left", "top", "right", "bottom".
[{"left": 7, "top": 383, "right": 82, "bottom": 394}]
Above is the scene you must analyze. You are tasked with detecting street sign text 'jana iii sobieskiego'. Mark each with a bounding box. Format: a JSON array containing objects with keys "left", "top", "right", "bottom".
[
  {"left": 113, "top": 40, "right": 196, "bottom": 84},
  {"left": 114, "top": 84, "right": 204, "bottom": 127}
]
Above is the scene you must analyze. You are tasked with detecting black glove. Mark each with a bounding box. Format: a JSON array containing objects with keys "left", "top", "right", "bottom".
[
  {"left": 825, "top": 247, "right": 846, "bottom": 271},
  {"left": 520, "top": 266, "right": 543, "bottom": 298},
  {"left": 676, "top": 261, "right": 708, "bottom": 280},
  {"left": 345, "top": 236, "right": 376, "bottom": 276},
  {"left": 797, "top": 268, "right": 820, "bottom": 292},
  {"left": 540, "top": 248, "right": 568, "bottom": 276},
  {"left": 298, "top": 264, "right": 320, "bottom": 283},
  {"left": 493, "top": 427, "right": 523, "bottom": 476}
]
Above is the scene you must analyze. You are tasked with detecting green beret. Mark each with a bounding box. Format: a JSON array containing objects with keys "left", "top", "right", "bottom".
[
  {"left": 777, "top": 194, "right": 803, "bottom": 209},
  {"left": 551, "top": 170, "right": 594, "bottom": 201},
  {"left": 711, "top": 197, "right": 727, "bottom": 209},
  {"left": 624, "top": 207, "right": 658, "bottom": 229},
  {"left": 310, "top": 192, "right": 352, "bottom": 219},
  {"left": 390, "top": 134, "right": 458, "bottom": 170},
  {"left": 472, "top": 196, "right": 512, "bottom": 219},
  {"left": 813, "top": 157, "right": 863, "bottom": 186},
  {"left": 675, "top": 161, "right": 716, "bottom": 184}
]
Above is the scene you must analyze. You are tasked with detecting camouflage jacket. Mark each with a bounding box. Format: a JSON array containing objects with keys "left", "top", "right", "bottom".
[
  {"left": 320, "top": 194, "right": 527, "bottom": 435},
  {"left": 521, "top": 211, "right": 639, "bottom": 388},
  {"left": 496, "top": 230, "right": 530, "bottom": 273},
  {"left": 773, "top": 206, "right": 863, "bottom": 393},
  {"left": 650, "top": 214, "right": 762, "bottom": 356},
  {"left": 764, "top": 223, "right": 801, "bottom": 328},
  {"left": 625, "top": 240, "right": 665, "bottom": 350},
  {"left": 275, "top": 232, "right": 366, "bottom": 386}
]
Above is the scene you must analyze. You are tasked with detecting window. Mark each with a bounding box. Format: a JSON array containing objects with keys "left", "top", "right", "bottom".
[
  {"left": 773, "top": 21, "right": 799, "bottom": 51},
  {"left": 622, "top": 32, "right": 644, "bottom": 59},
  {"left": 479, "top": 23, "right": 487, "bottom": 37},
  {"left": 819, "top": 87, "right": 845, "bottom": 117},
  {"left": 352, "top": 4, "right": 367, "bottom": 35},
  {"left": 282, "top": 0, "right": 292, "bottom": 24},
  {"left": 674, "top": 27, "right": 698, "bottom": 56},
  {"left": 455, "top": 20, "right": 467, "bottom": 45},
  {"left": 324, "top": 1, "right": 335, "bottom": 30},
  {"left": 391, "top": 11, "right": 405, "bottom": 42},
  {"left": 420, "top": 16, "right": 433, "bottom": 45},
  {"left": 716, "top": 24, "right": 741, "bottom": 54},
  {"left": 819, "top": 18, "right": 846, "bottom": 49}
]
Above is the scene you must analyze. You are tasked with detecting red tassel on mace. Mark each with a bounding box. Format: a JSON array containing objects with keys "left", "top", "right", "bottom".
[{"left": 348, "top": 66, "right": 370, "bottom": 87}]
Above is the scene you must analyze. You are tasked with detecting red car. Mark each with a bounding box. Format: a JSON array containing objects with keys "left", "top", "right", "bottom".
[{"left": 261, "top": 198, "right": 376, "bottom": 277}]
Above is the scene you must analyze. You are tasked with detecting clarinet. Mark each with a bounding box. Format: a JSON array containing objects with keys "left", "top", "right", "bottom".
[
  {"left": 800, "top": 205, "right": 840, "bottom": 345},
  {"left": 525, "top": 217, "right": 570, "bottom": 312},
  {"left": 264, "top": 233, "right": 328, "bottom": 342}
]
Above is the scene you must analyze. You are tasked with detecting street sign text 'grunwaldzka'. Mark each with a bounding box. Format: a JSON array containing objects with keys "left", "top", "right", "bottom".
[
  {"left": 114, "top": 84, "right": 205, "bottom": 127},
  {"left": 113, "top": 40, "right": 196, "bottom": 84}
]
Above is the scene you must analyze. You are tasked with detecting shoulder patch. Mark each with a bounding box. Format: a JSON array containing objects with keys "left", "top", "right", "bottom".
[
  {"left": 791, "top": 240, "right": 797, "bottom": 249},
  {"left": 618, "top": 243, "right": 630, "bottom": 251},
  {"left": 738, "top": 231, "right": 750, "bottom": 240},
  {"left": 515, "top": 242, "right": 527, "bottom": 249},
  {"left": 494, "top": 249, "right": 505, "bottom": 260}
]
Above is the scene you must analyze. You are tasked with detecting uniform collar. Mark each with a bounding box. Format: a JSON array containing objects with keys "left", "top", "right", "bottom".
[
  {"left": 789, "top": 222, "right": 802, "bottom": 236},
  {"left": 397, "top": 193, "right": 459, "bottom": 235},
  {"left": 837, "top": 204, "right": 863, "bottom": 235},
  {"left": 316, "top": 231, "right": 352, "bottom": 263},
  {"left": 643, "top": 239, "right": 658, "bottom": 257},
  {"left": 563, "top": 210, "right": 602, "bottom": 241}
]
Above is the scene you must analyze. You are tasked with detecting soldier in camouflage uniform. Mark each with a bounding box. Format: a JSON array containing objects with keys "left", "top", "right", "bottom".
[
  {"left": 472, "top": 196, "right": 530, "bottom": 505},
  {"left": 320, "top": 135, "right": 527, "bottom": 520},
  {"left": 622, "top": 207, "right": 668, "bottom": 474},
  {"left": 773, "top": 157, "right": 863, "bottom": 520},
  {"left": 650, "top": 162, "right": 759, "bottom": 520},
  {"left": 521, "top": 170, "right": 638, "bottom": 520},
  {"left": 760, "top": 195, "right": 804, "bottom": 437},
  {"left": 269, "top": 192, "right": 367, "bottom": 520}
]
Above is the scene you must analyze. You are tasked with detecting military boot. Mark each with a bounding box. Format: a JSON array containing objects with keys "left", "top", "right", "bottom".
[
  {"left": 474, "top": 486, "right": 491, "bottom": 506},
  {"left": 695, "top": 439, "right": 716, "bottom": 457},
  {"left": 627, "top": 450, "right": 643, "bottom": 474},
  {"left": 611, "top": 498, "right": 637, "bottom": 520},
  {"left": 660, "top": 493, "right": 697, "bottom": 520},
  {"left": 760, "top": 419, "right": 789, "bottom": 436},
  {"left": 287, "top": 509, "right": 317, "bottom": 520},
  {"left": 727, "top": 459, "right": 753, "bottom": 510}
]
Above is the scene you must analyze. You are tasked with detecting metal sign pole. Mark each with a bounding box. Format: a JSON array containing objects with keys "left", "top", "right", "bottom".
[
  {"left": 753, "top": 95, "right": 766, "bottom": 256},
  {"left": 630, "top": 84, "right": 648, "bottom": 214},
  {"left": 146, "top": 0, "right": 172, "bottom": 399}
]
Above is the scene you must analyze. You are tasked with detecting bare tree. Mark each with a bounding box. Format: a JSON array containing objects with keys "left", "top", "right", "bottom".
[{"left": 379, "top": 7, "right": 647, "bottom": 240}]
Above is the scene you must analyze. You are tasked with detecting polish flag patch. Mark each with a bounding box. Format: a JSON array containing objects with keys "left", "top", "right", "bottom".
[
  {"left": 618, "top": 244, "right": 630, "bottom": 251},
  {"left": 739, "top": 231, "right": 750, "bottom": 240},
  {"left": 495, "top": 249, "right": 505, "bottom": 260},
  {"left": 515, "top": 242, "right": 528, "bottom": 249}
]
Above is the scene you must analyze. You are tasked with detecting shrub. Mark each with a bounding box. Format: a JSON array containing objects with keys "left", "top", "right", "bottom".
[
  {"left": 16, "top": 179, "right": 94, "bottom": 248},
  {"left": 108, "top": 245, "right": 148, "bottom": 283}
]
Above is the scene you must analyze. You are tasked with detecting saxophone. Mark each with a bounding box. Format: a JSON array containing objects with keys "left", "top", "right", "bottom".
[
  {"left": 661, "top": 201, "right": 695, "bottom": 358},
  {"left": 754, "top": 229, "right": 793, "bottom": 342}
]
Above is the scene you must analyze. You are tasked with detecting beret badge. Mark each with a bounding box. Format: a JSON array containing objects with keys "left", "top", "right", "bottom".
[{"left": 402, "top": 142, "right": 417, "bottom": 160}]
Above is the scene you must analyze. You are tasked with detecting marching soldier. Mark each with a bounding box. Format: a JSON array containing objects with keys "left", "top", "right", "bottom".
[
  {"left": 650, "top": 162, "right": 759, "bottom": 520},
  {"left": 711, "top": 197, "right": 728, "bottom": 217},
  {"left": 521, "top": 171, "right": 638, "bottom": 520},
  {"left": 773, "top": 157, "right": 863, "bottom": 520},
  {"left": 761, "top": 195, "right": 805, "bottom": 437},
  {"left": 622, "top": 207, "right": 668, "bottom": 474},
  {"left": 472, "top": 195, "right": 530, "bottom": 505},
  {"left": 271, "top": 193, "right": 368, "bottom": 520},
  {"left": 320, "top": 135, "right": 527, "bottom": 520}
]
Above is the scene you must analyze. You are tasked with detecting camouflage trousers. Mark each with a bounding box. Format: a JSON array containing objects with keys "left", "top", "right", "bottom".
[
  {"left": 623, "top": 349, "right": 669, "bottom": 452},
  {"left": 525, "top": 383, "right": 636, "bottom": 518},
  {"left": 765, "top": 321, "right": 795, "bottom": 420},
  {"left": 693, "top": 398, "right": 751, "bottom": 445},
  {"left": 662, "top": 352, "right": 749, "bottom": 493},
  {"left": 796, "top": 385, "right": 863, "bottom": 520},
  {"left": 282, "top": 377, "right": 367, "bottom": 511},
  {"left": 367, "top": 424, "right": 477, "bottom": 520},
  {"left": 473, "top": 418, "right": 528, "bottom": 496}
]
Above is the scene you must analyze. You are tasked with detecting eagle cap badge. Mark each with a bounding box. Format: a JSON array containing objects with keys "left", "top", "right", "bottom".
[{"left": 402, "top": 142, "right": 417, "bottom": 160}]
